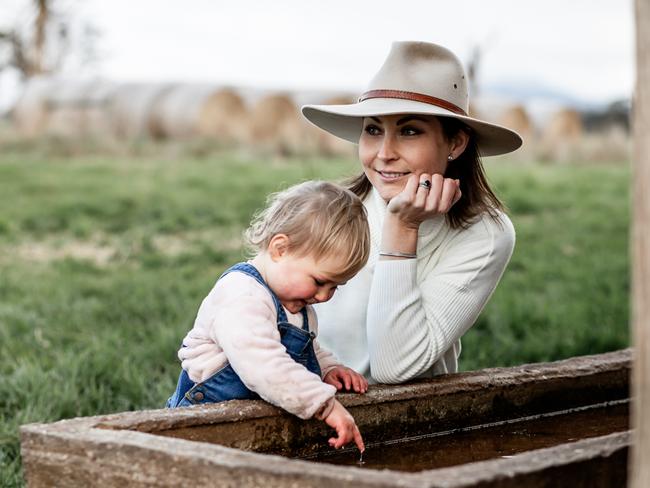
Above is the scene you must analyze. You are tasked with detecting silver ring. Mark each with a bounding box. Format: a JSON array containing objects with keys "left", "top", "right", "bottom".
[{"left": 418, "top": 180, "right": 432, "bottom": 190}]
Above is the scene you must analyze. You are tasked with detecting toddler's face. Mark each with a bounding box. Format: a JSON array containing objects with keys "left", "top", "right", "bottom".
[{"left": 267, "top": 252, "right": 347, "bottom": 314}]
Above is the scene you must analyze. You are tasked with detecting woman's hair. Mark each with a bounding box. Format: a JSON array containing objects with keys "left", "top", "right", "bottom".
[
  {"left": 245, "top": 180, "right": 370, "bottom": 281},
  {"left": 347, "top": 116, "right": 505, "bottom": 229}
]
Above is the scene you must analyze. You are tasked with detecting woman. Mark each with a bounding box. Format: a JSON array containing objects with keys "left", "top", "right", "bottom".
[{"left": 301, "top": 41, "right": 522, "bottom": 384}]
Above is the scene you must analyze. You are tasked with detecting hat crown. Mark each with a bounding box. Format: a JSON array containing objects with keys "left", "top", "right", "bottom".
[
  {"left": 301, "top": 41, "right": 522, "bottom": 157},
  {"left": 366, "top": 41, "right": 469, "bottom": 113}
]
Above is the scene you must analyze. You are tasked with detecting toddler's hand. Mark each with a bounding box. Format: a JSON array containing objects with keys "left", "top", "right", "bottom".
[
  {"left": 324, "top": 366, "right": 368, "bottom": 393},
  {"left": 323, "top": 399, "right": 365, "bottom": 452}
]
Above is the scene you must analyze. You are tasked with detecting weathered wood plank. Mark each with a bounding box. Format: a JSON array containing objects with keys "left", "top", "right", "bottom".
[{"left": 631, "top": 1, "right": 650, "bottom": 487}]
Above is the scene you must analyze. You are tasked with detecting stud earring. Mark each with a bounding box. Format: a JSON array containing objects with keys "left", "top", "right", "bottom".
[{"left": 447, "top": 155, "right": 454, "bottom": 161}]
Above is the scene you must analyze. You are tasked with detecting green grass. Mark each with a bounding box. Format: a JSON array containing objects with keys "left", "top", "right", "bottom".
[
  {"left": 0, "top": 147, "right": 630, "bottom": 486},
  {"left": 463, "top": 162, "right": 630, "bottom": 369}
]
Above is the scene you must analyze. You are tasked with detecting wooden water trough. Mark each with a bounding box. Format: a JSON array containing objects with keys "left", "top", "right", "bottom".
[{"left": 20, "top": 349, "right": 630, "bottom": 487}]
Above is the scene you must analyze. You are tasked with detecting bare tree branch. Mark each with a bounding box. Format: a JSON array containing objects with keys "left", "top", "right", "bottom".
[
  {"left": 0, "top": 0, "right": 98, "bottom": 78},
  {"left": 33, "top": 0, "right": 50, "bottom": 74}
]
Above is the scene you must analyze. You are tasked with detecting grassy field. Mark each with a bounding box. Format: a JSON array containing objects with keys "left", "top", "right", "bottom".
[{"left": 0, "top": 146, "right": 630, "bottom": 486}]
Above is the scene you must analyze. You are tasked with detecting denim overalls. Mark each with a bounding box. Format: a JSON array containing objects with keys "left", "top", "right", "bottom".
[{"left": 167, "top": 262, "right": 322, "bottom": 408}]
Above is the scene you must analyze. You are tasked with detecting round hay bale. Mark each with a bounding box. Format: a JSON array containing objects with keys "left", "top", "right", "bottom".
[
  {"left": 197, "top": 88, "right": 249, "bottom": 145},
  {"left": 12, "top": 77, "right": 58, "bottom": 137},
  {"left": 43, "top": 80, "right": 99, "bottom": 138},
  {"left": 106, "top": 83, "right": 176, "bottom": 139},
  {"left": 146, "top": 84, "right": 206, "bottom": 140},
  {"left": 304, "top": 95, "right": 356, "bottom": 157},
  {"left": 248, "top": 94, "right": 305, "bottom": 154},
  {"left": 498, "top": 104, "right": 533, "bottom": 140},
  {"left": 82, "top": 80, "right": 118, "bottom": 138},
  {"left": 146, "top": 85, "right": 249, "bottom": 144},
  {"left": 540, "top": 108, "right": 584, "bottom": 162},
  {"left": 543, "top": 108, "right": 583, "bottom": 144}
]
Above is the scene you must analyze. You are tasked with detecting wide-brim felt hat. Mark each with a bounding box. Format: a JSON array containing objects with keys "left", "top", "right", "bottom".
[{"left": 302, "top": 41, "right": 523, "bottom": 157}]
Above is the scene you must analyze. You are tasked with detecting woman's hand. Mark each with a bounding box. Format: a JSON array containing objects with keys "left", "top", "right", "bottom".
[
  {"left": 386, "top": 173, "right": 461, "bottom": 230},
  {"left": 324, "top": 366, "right": 368, "bottom": 393},
  {"left": 323, "top": 399, "right": 365, "bottom": 452}
]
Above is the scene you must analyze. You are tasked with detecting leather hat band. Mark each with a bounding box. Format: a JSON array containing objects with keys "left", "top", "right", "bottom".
[{"left": 358, "top": 89, "right": 467, "bottom": 116}]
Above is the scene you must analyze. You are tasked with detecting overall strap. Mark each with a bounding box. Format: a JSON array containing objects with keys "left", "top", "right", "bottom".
[
  {"left": 219, "top": 262, "right": 288, "bottom": 323},
  {"left": 300, "top": 307, "right": 310, "bottom": 332}
]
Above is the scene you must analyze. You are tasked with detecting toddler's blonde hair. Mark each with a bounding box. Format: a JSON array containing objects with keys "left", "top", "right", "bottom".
[{"left": 245, "top": 180, "right": 370, "bottom": 282}]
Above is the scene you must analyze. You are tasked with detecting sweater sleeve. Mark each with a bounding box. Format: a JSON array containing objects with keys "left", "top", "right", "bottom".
[
  {"left": 367, "top": 215, "right": 515, "bottom": 384},
  {"left": 313, "top": 338, "right": 343, "bottom": 378},
  {"left": 211, "top": 278, "right": 336, "bottom": 419}
]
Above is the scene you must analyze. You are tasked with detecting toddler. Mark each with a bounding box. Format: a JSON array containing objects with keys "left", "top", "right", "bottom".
[{"left": 167, "top": 180, "right": 370, "bottom": 451}]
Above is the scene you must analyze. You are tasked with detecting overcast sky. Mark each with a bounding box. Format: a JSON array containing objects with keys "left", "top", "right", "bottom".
[{"left": 0, "top": 0, "right": 635, "bottom": 111}]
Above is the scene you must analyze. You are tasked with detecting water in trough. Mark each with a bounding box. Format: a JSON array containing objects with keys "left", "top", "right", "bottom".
[{"left": 300, "top": 400, "right": 629, "bottom": 472}]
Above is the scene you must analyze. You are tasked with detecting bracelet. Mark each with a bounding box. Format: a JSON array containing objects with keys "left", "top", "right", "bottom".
[{"left": 379, "top": 250, "right": 417, "bottom": 259}]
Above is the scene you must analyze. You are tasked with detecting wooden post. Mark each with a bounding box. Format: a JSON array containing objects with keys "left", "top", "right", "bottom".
[{"left": 631, "top": 1, "right": 650, "bottom": 486}]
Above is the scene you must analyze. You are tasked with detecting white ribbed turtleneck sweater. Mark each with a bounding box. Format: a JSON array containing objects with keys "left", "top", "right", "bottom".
[{"left": 315, "top": 188, "right": 515, "bottom": 384}]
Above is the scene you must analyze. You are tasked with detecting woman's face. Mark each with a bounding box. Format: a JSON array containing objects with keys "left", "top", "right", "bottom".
[{"left": 358, "top": 114, "right": 454, "bottom": 202}]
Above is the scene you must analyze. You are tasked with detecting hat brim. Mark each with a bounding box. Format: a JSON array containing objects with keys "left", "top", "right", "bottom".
[{"left": 302, "top": 98, "right": 523, "bottom": 157}]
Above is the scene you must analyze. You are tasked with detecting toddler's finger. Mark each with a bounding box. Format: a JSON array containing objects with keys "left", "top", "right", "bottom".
[
  {"left": 350, "top": 374, "right": 360, "bottom": 392},
  {"left": 324, "top": 372, "right": 343, "bottom": 389},
  {"left": 353, "top": 427, "right": 365, "bottom": 453},
  {"left": 343, "top": 372, "right": 352, "bottom": 391},
  {"left": 330, "top": 432, "right": 346, "bottom": 449},
  {"left": 351, "top": 374, "right": 364, "bottom": 393}
]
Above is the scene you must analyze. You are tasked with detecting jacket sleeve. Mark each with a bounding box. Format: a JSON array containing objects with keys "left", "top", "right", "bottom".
[
  {"left": 366, "top": 215, "right": 515, "bottom": 383},
  {"left": 211, "top": 280, "right": 336, "bottom": 419}
]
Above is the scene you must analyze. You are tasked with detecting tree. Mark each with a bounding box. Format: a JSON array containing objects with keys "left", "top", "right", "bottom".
[{"left": 0, "top": 0, "right": 99, "bottom": 79}]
